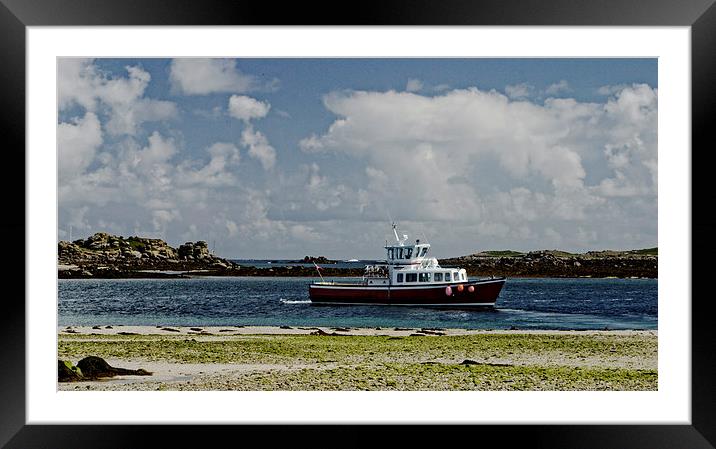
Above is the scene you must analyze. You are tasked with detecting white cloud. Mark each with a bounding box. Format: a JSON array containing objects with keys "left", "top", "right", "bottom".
[
  {"left": 58, "top": 112, "right": 103, "bottom": 182},
  {"left": 597, "top": 84, "right": 628, "bottom": 96},
  {"left": 241, "top": 125, "right": 276, "bottom": 170},
  {"left": 58, "top": 59, "right": 177, "bottom": 136},
  {"left": 170, "top": 58, "right": 277, "bottom": 95},
  {"left": 294, "top": 84, "right": 656, "bottom": 253},
  {"left": 505, "top": 83, "right": 532, "bottom": 99},
  {"left": 228, "top": 95, "right": 271, "bottom": 122},
  {"left": 545, "top": 80, "right": 570, "bottom": 96},
  {"left": 406, "top": 78, "right": 424, "bottom": 92},
  {"left": 177, "top": 142, "right": 241, "bottom": 187}
]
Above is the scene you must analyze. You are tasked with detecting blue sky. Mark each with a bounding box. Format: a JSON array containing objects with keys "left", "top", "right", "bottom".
[{"left": 58, "top": 58, "right": 657, "bottom": 259}]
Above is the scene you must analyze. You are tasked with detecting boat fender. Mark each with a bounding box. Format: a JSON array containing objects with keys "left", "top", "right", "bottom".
[
  {"left": 468, "top": 285, "right": 475, "bottom": 293},
  {"left": 445, "top": 286, "right": 452, "bottom": 296},
  {"left": 457, "top": 284, "right": 464, "bottom": 292}
]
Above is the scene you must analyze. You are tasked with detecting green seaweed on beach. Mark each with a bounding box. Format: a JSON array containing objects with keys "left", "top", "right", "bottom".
[{"left": 58, "top": 331, "right": 657, "bottom": 391}]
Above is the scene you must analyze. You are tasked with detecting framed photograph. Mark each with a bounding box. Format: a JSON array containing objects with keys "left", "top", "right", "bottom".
[{"left": 6, "top": 0, "right": 714, "bottom": 447}]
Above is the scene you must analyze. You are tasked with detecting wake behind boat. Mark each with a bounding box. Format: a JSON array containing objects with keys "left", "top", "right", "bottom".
[{"left": 309, "top": 224, "right": 505, "bottom": 307}]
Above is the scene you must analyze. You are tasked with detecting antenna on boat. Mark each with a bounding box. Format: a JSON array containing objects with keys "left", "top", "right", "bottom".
[{"left": 391, "top": 222, "right": 400, "bottom": 243}]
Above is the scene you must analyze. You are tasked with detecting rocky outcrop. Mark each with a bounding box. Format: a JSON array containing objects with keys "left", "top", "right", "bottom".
[
  {"left": 58, "top": 233, "right": 237, "bottom": 278},
  {"left": 58, "top": 356, "right": 152, "bottom": 382},
  {"left": 76, "top": 356, "right": 152, "bottom": 378},
  {"left": 441, "top": 249, "right": 657, "bottom": 278},
  {"left": 301, "top": 255, "right": 331, "bottom": 264}
]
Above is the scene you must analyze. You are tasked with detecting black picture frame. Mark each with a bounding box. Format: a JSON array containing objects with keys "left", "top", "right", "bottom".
[{"left": 2, "top": 0, "right": 713, "bottom": 447}]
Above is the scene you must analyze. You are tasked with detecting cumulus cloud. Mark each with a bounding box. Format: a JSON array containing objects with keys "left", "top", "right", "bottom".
[
  {"left": 241, "top": 125, "right": 276, "bottom": 170},
  {"left": 545, "top": 80, "right": 570, "bottom": 96},
  {"left": 296, "top": 84, "right": 656, "bottom": 251},
  {"left": 505, "top": 83, "right": 533, "bottom": 99},
  {"left": 177, "top": 142, "right": 241, "bottom": 187},
  {"left": 406, "top": 78, "right": 424, "bottom": 92},
  {"left": 597, "top": 84, "right": 628, "bottom": 96},
  {"left": 58, "top": 112, "right": 103, "bottom": 182},
  {"left": 169, "top": 58, "right": 278, "bottom": 95},
  {"left": 228, "top": 95, "right": 271, "bottom": 122},
  {"left": 58, "top": 59, "right": 177, "bottom": 136}
]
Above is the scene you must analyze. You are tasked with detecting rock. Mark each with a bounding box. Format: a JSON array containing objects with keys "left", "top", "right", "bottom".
[
  {"left": 161, "top": 327, "right": 180, "bottom": 332},
  {"left": 460, "top": 359, "right": 479, "bottom": 365},
  {"left": 416, "top": 329, "right": 445, "bottom": 336},
  {"left": 280, "top": 325, "right": 292, "bottom": 329},
  {"left": 58, "top": 360, "right": 83, "bottom": 382},
  {"left": 190, "top": 327, "right": 203, "bottom": 331},
  {"left": 310, "top": 329, "right": 346, "bottom": 336},
  {"left": 76, "top": 356, "right": 152, "bottom": 379}
]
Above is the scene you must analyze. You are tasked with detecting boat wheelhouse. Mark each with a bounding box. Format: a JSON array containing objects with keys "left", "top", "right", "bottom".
[{"left": 308, "top": 224, "right": 505, "bottom": 307}]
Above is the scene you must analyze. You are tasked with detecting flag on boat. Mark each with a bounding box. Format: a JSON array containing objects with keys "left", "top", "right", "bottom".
[{"left": 312, "top": 261, "right": 325, "bottom": 282}]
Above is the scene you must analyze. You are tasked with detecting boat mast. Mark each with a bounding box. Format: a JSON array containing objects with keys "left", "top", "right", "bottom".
[{"left": 392, "top": 222, "right": 400, "bottom": 243}]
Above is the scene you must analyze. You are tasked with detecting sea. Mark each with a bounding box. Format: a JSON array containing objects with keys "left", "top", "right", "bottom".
[{"left": 58, "top": 261, "right": 657, "bottom": 330}]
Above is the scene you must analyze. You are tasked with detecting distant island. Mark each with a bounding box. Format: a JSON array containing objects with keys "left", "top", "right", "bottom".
[{"left": 58, "top": 233, "right": 656, "bottom": 279}]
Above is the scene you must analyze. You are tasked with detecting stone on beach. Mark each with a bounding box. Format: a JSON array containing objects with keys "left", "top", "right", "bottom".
[
  {"left": 56, "top": 356, "right": 153, "bottom": 381},
  {"left": 58, "top": 360, "right": 83, "bottom": 382}
]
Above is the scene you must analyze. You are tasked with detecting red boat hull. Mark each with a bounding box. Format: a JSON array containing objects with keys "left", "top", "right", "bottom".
[{"left": 308, "top": 278, "right": 505, "bottom": 307}]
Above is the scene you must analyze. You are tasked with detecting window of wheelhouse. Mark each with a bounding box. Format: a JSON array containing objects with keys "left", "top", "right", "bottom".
[
  {"left": 396, "top": 273, "right": 404, "bottom": 283},
  {"left": 405, "top": 247, "right": 413, "bottom": 259},
  {"left": 434, "top": 273, "right": 443, "bottom": 282},
  {"left": 420, "top": 247, "right": 428, "bottom": 257},
  {"left": 387, "top": 248, "right": 394, "bottom": 260},
  {"left": 445, "top": 272, "right": 451, "bottom": 282},
  {"left": 398, "top": 247, "right": 404, "bottom": 259}
]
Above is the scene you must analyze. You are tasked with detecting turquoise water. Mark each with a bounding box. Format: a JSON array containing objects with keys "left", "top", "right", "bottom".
[{"left": 58, "top": 276, "right": 657, "bottom": 330}]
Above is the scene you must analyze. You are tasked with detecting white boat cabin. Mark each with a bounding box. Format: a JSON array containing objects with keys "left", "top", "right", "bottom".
[{"left": 362, "top": 224, "right": 468, "bottom": 286}]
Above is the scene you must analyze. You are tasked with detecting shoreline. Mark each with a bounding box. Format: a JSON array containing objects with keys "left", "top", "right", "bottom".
[
  {"left": 59, "top": 324, "right": 657, "bottom": 337},
  {"left": 58, "top": 325, "right": 658, "bottom": 391}
]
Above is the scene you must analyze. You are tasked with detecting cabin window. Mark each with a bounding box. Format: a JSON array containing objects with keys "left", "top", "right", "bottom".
[
  {"left": 420, "top": 247, "right": 428, "bottom": 257},
  {"left": 398, "top": 247, "right": 404, "bottom": 259},
  {"left": 397, "top": 273, "right": 404, "bottom": 283},
  {"left": 434, "top": 273, "right": 443, "bottom": 282},
  {"left": 418, "top": 272, "right": 431, "bottom": 282},
  {"left": 406, "top": 273, "right": 417, "bottom": 282},
  {"left": 445, "top": 272, "right": 451, "bottom": 282},
  {"left": 453, "top": 272, "right": 459, "bottom": 281},
  {"left": 405, "top": 248, "right": 413, "bottom": 259}
]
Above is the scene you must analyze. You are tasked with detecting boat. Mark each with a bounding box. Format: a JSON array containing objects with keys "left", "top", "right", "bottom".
[{"left": 308, "top": 224, "right": 506, "bottom": 307}]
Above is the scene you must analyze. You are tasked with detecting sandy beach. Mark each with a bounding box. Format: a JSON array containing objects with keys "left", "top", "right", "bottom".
[{"left": 58, "top": 325, "right": 657, "bottom": 391}]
